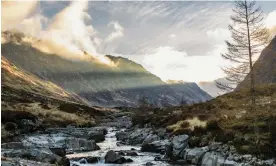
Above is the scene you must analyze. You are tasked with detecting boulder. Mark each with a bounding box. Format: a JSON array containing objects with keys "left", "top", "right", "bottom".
[
  {"left": 1, "top": 142, "right": 24, "bottom": 149},
  {"left": 88, "top": 131, "right": 105, "bottom": 143},
  {"left": 104, "top": 150, "right": 133, "bottom": 164},
  {"left": 201, "top": 152, "right": 226, "bottom": 166},
  {"left": 141, "top": 140, "right": 170, "bottom": 153},
  {"left": 184, "top": 148, "right": 207, "bottom": 165},
  {"left": 49, "top": 147, "right": 66, "bottom": 157},
  {"left": 171, "top": 134, "right": 189, "bottom": 158},
  {"left": 142, "top": 134, "right": 160, "bottom": 146},
  {"left": 2, "top": 148, "right": 62, "bottom": 164},
  {"left": 115, "top": 131, "right": 128, "bottom": 142},
  {"left": 4, "top": 122, "right": 17, "bottom": 131},
  {"left": 71, "top": 156, "right": 99, "bottom": 164}
]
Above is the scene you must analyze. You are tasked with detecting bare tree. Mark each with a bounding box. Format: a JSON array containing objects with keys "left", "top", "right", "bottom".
[{"left": 216, "top": 0, "right": 269, "bottom": 106}]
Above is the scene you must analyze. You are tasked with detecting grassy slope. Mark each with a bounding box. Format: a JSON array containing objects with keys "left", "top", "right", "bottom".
[
  {"left": 1, "top": 57, "right": 113, "bottom": 141},
  {"left": 132, "top": 84, "right": 276, "bottom": 157}
]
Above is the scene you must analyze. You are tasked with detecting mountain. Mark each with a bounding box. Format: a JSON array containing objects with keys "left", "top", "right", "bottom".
[
  {"left": 166, "top": 80, "right": 212, "bottom": 103},
  {"left": 237, "top": 36, "right": 276, "bottom": 90},
  {"left": 1, "top": 56, "right": 109, "bottom": 132},
  {"left": 1, "top": 31, "right": 211, "bottom": 107},
  {"left": 198, "top": 78, "right": 228, "bottom": 97}
]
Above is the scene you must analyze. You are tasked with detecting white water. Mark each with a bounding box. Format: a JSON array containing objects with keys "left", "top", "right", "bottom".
[{"left": 67, "top": 128, "right": 174, "bottom": 166}]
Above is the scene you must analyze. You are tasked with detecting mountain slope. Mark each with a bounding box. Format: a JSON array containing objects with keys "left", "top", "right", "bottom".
[
  {"left": 237, "top": 36, "right": 276, "bottom": 90},
  {"left": 1, "top": 31, "right": 211, "bottom": 107},
  {"left": 1, "top": 57, "right": 111, "bottom": 134},
  {"left": 166, "top": 80, "right": 212, "bottom": 103}
]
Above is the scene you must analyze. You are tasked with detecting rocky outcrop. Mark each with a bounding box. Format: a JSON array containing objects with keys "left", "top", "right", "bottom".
[
  {"left": 104, "top": 150, "right": 133, "bottom": 164},
  {"left": 141, "top": 140, "right": 170, "bottom": 154}
]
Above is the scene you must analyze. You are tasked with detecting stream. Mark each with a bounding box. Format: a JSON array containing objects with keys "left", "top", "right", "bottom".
[{"left": 68, "top": 128, "right": 174, "bottom": 166}]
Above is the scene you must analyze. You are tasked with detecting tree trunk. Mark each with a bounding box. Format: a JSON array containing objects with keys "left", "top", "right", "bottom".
[{"left": 245, "top": 0, "right": 256, "bottom": 109}]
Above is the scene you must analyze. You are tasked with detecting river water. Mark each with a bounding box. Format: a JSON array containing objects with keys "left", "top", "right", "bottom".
[{"left": 67, "top": 128, "right": 175, "bottom": 166}]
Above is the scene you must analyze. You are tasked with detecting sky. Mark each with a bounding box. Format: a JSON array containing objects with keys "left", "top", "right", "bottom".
[{"left": 2, "top": 1, "right": 276, "bottom": 83}]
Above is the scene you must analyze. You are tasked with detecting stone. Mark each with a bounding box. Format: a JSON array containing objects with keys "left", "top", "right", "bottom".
[
  {"left": 171, "top": 134, "right": 189, "bottom": 158},
  {"left": 142, "top": 134, "right": 160, "bottom": 146},
  {"left": 58, "top": 157, "right": 70, "bottom": 166},
  {"left": 188, "top": 136, "right": 200, "bottom": 147},
  {"left": 224, "top": 159, "right": 237, "bottom": 166},
  {"left": 185, "top": 148, "right": 207, "bottom": 165},
  {"left": 1, "top": 142, "right": 24, "bottom": 149},
  {"left": 200, "top": 135, "right": 209, "bottom": 146},
  {"left": 115, "top": 131, "right": 128, "bottom": 141},
  {"left": 4, "top": 122, "right": 17, "bottom": 131},
  {"left": 88, "top": 131, "right": 105, "bottom": 143},
  {"left": 208, "top": 142, "right": 222, "bottom": 151},
  {"left": 141, "top": 140, "right": 169, "bottom": 153},
  {"left": 145, "top": 162, "right": 155, "bottom": 166},
  {"left": 126, "top": 151, "right": 138, "bottom": 156},
  {"left": 201, "top": 152, "right": 225, "bottom": 166},
  {"left": 105, "top": 150, "right": 125, "bottom": 164},
  {"left": 2, "top": 148, "right": 62, "bottom": 164}
]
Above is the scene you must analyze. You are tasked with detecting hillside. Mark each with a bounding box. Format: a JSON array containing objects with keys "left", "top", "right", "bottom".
[
  {"left": 1, "top": 57, "right": 111, "bottom": 141},
  {"left": 1, "top": 31, "right": 211, "bottom": 107},
  {"left": 166, "top": 80, "right": 212, "bottom": 103},
  {"left": 132, "top": 84, "right": 276, "bottom": 156},
  {"left": 237, "top": 36, "right": 276, "bottom": 90}
]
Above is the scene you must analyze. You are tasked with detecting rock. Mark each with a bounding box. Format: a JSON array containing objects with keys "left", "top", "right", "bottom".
[
  {"left": 242, "top": 154, "right": 252, "bottom": 162},
  {"left": 171, "top": 134, "right": 189, "bottom": 158},
  {"left": 126, "top": 158, "right": 133, "bottom": 162},
  {"left": 20, "top": 119, "right": 38, "bottom": 133},
  {"left": 63, "top": 137, "right": 100, "bottom": 152},
  {"left": 86, "top": 156, "right": 100, "bottom": 163},
  {"left": 145, "top": 162, "right": 155, "bottom": 166},
  {"left": 58, "top": 157, "right": 70, "bottom": 166},
  {"left": 126, "top": 151, "right": 138, "bottom": 156},
  {"left": 188, "top": 136, "right": 200, "bottom": 147},
  {"left": 201, "top": 152, "right": 221, "bottom": 166},
  {"left": 155, "top": 128, "right": 167, "bottom": 139},
  {"left": 208, "top": 142, "right": 222, "bottom": 151},
  {"left": 141, "top": 140, "right": 169, "bottom": 153},
  {"left": 2, "top": 148, "right": 62, "bottom": 164},
  {"left": 115, "top": 131, "right": 128, "bottom": 141},
  {"left": 104, "top": 150, "right": 125, "bottom": 164},
  {"left": 88, "top": 131, "right": 105, "bottom": 143},
  {"left": 224, "top": 159, "right": 237, "bottom": 166},
  {"left": 4, "top": 122, "right": 17, "bottom": 131},
  {"left": 1, "top": 142, "right": 24, "bottom": 149},
  {"left": 184, "top": 148, "right": 207, "bottom": 165},
  {"left": 200, "top": 135, "right": 209, "bottom": 146},
  {"left": 49, "top": 147, "right": 66, "bottom": 157},
  {"left": 142, "top": 134, "right": 160, "bottom": 146}
]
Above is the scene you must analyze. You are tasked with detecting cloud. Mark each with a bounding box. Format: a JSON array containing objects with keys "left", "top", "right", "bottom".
[
  {"left": 1, "top": 1, "right": 38, "bottom": 30},
  {"left": 140, "top": 45, "right": 228, "bottom": 82},
  {"left": 266, "top": 10, "right": 276, "bottom": 36},
  {"left": 169, "top": 34, "right": 176, "bottom": 38},
  {"left": 106, "top": 21, "right": 124, "bottom": 42}
]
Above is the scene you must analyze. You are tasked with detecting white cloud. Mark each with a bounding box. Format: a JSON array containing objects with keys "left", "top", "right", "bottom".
[
  {"left": 141, "top": 45, "right": 229, "bottom": 82},
  {"left": 1, "top": 1, "right": 38, "bottom": 31},
  {"left": 169, "top": 34, "right": 176, "bottom": 38},
  {"left": 106, "top": 21, "right": 124, "bottom": 42},
  {"left": 206, "top": 28, "right": 231, "bottom": 42},
  {"left": 266, "top": 10, "right": 276, "bottom": 36}
]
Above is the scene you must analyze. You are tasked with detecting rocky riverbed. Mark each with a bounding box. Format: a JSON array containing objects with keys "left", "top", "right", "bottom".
[{"left": 1, "top": 112, "right": 276, "bottom": 166}]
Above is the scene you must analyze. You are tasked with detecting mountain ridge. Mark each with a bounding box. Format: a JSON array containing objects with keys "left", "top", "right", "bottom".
[{"left": 1, "top": 31, "right": 212, "bottom": 107}]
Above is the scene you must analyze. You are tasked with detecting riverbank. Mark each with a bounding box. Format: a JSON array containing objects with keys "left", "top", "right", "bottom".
[{"left": 1, "top": 111, "right": 276, "bottom": 166}]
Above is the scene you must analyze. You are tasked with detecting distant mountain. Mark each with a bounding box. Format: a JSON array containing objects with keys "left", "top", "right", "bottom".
[
  {"left": 237, "top": 36, "right": 276, "bottom": 90},
  {"left": 1, "top": 31, "right": 211, "bottom": 107},
  {"left": 166, "top": 80, "right": 212, "bottom": 103},
  {"left": 198, "top": 78, "right": 228, "bottom": 97}
]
